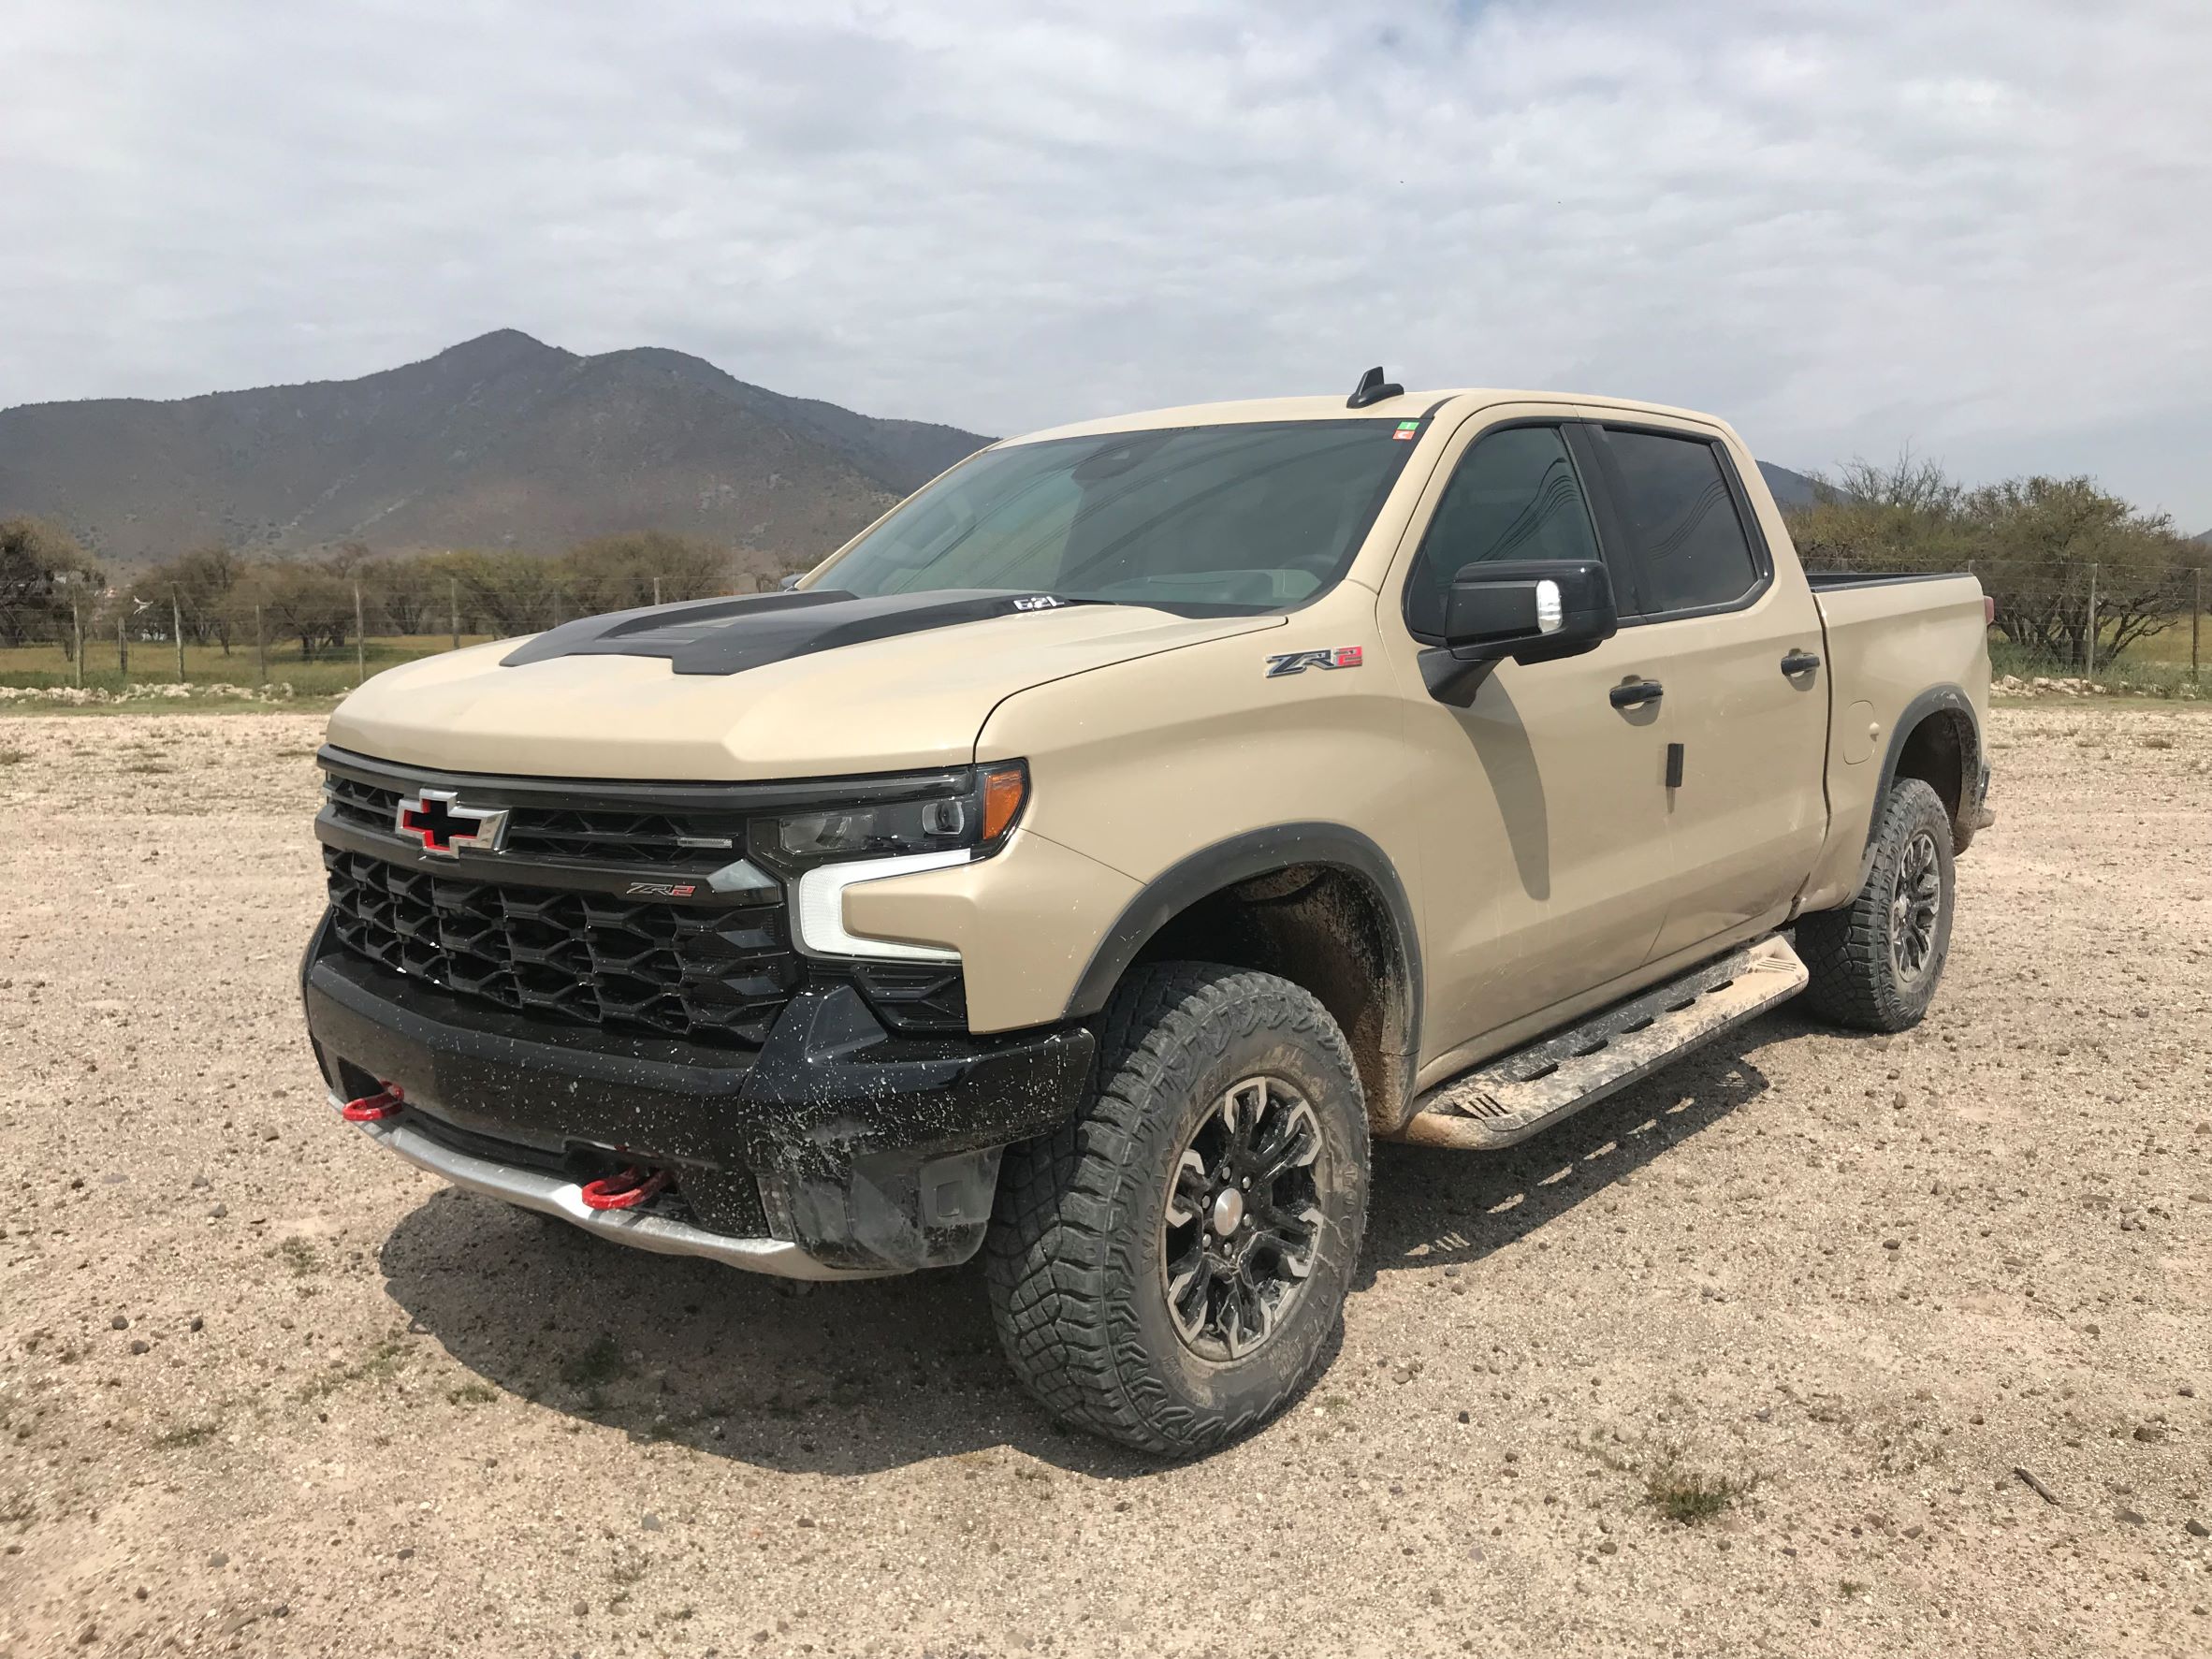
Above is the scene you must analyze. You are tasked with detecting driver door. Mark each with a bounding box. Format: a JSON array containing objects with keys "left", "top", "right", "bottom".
[{"left": 1379, "top": 411, "right": 1676, "bottom": 1072}]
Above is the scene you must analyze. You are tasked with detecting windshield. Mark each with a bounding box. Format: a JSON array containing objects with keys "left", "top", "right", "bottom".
[{"left": 815, "top": 419, "right": 1419, "bottom": 614}]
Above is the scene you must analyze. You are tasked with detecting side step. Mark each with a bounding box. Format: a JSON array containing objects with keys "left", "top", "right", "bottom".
[{"left": 1398, "top": 935, "right": 1808, "bottom": 1151}]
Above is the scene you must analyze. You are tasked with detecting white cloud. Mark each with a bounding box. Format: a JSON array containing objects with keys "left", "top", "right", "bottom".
[{"left": 4, "top": 0, "right": 2210, "bottom": 524}]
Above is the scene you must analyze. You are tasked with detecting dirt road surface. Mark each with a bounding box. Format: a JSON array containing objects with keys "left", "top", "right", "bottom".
[{"left": 2, "top": 706, "right": 2208, "bottom": 1657}]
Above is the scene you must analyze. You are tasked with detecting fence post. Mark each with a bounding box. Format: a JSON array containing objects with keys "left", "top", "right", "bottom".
[
  {"left": 2084, "top": 562, "right": 2099, "bottom": 683},
  {"left": 72, "top": 601, "right": 83, "bottom": 688},
  {"left": 449, "top": 577, "right": 460, "bottom": 652},
  {"left": 2193, "top": 568, "right": 2202, "bottom": 686},
  {"left": 172, "top": 590, "right": 185, "bottom": 683},
  {"left": 255, "top": 604, "right": 267, "bottom": 687},
  {"left": 652, "top": 575, "right": 662, "bottom": 607},
  {"left": 354, "top": 584, "right": 367, "bottom": 685},
  {"left": 118, "top": 611, "right": 128, "bottom": 680}
]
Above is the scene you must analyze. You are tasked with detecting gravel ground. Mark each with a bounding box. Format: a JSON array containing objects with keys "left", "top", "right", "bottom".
[{"left": 1, "top": 706, "right": 2208, "bottom": 1658}]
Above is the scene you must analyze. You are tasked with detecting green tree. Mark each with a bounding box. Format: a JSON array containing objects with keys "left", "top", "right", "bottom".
[
  {"left": 140, "top": 543, "right": 247, "bottom": 650},
  {"left": 0, "top": 517, "right": 104, "bottom": 651},
  {"left": 560, "top": 531, "right": 734, "bottom": 611},
  {"left": 243, "top": 558, "right": 354, "bottom": 660},
  {"left": 1783, "top": 454, "right": 2198, "bottom": 668},
  {"left": 1786, "top": 450, "right": 1970, "bottom": 574},
  {"left": 1966, "top": 477, "right": 2194, "bottom": 665},
  {"left": 357, "top": 552, "right": 448, "bottom": 636},
  {"left": 440, "top": 548, "right": 563, "bottom": 635}
]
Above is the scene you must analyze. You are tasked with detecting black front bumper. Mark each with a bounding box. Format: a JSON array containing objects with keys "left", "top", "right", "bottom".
[{"left": 302, "top": 914, "right": 1094, "bottom": 1273}]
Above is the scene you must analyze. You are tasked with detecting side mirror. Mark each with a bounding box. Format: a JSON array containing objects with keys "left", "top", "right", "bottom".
[{"left": 1422, "top": 559, "right": 1618, "bottom": 706}]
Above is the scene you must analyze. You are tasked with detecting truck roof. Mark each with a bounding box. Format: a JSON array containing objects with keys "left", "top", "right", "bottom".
[{"left": 1010, "top": 387, "right": 1731, "bottom": 445}]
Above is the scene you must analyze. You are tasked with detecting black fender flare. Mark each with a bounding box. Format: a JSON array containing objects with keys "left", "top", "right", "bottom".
[
  {"left": 1064, "top": 822, "right": 1423, "bottom": 1064},
  {"left": 1854, "top": 684, "right": 1983, "bottom": 892}
]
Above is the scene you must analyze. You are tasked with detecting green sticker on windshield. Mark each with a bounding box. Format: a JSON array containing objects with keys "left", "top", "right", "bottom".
[{"left": 1396, "top": 420, "right": 1419, "bottom": 430}]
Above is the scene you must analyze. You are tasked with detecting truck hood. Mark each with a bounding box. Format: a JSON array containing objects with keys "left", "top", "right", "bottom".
[{"left": 326, "top": 595, "right": 1284, "bottom": 779}]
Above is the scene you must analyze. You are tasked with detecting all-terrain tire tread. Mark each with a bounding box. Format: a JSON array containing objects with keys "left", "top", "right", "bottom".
[
  {"left": 1797, "top": 778, "right": 1953, "bottom": 1033},
  {"left": 985, "top": 962, "right": 1365, "bottom": 1457}
]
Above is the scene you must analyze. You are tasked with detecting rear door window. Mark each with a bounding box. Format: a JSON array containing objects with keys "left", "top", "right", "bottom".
[
  {"left": 1595, "top": 429, "right": 1763, "bottom": 616},
  {"left": 1404, "top": 425, "right": 1603, "bottom": 637}
]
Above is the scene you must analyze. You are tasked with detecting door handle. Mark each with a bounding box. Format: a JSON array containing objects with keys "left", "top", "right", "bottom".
[
  {"left": 1608, "top": 678, "right": 1664, "bottom": 708},
  {"left": 1781, "top": 649, "right": 1822, "bottom": 677}
]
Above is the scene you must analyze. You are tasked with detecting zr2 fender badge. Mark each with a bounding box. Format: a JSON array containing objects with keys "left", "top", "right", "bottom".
[{"left": 1264, "top": 646, "right": 1364, "bottom": 677}]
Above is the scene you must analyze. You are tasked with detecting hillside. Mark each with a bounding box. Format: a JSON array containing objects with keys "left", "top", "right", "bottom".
[
  {"left": 1, "top": 338, "right": 1833, "bottom": 567},
  {"left": 1755, "top": 461, "right": 1822, "bottom": 509},
  {"left": 0, "top": 331, "right": 990, "bottom": 567}
]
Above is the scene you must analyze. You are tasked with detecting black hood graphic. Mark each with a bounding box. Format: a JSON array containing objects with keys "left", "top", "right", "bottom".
[{"left": 500, "top": 589, "right": 1085, "bottom": 677}]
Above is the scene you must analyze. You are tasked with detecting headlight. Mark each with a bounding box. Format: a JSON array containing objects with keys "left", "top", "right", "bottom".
[{"left": 771, "top": 762, "right": 1027, "bottom": 863}]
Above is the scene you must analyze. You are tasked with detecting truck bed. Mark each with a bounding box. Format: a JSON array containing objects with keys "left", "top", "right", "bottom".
[
  {"left": 1804, "top": 569, "right": 1968, "bottom": 589},
  {"left": 1797, "top": 568, "right": 1989, "bottom": 910}
]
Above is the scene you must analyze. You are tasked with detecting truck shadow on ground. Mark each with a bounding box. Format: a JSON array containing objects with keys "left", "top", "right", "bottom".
[
  {"left": 1361, "top": 1026, "right": 1780, "bottom": 1280},
  {"left": 377, "top": 1019, "right": 1788, "bottom": 1478}
]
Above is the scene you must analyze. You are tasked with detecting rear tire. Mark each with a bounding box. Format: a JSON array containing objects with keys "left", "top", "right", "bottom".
[
  {"left": 986, "top": 962, "right": 1369, "bottom": 1457},
  {"left": 1797, "top": 778, "right": 1955, "bottom": 1032}
]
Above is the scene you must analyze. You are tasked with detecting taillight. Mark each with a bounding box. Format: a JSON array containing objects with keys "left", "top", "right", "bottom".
[{"left": 1984, "top": 595, "right": 1997, "bottom": 626}]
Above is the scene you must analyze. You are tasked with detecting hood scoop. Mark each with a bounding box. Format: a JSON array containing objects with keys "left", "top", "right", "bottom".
[{"left": 500, "top": 589, "right": 1089, "bottom": 677}]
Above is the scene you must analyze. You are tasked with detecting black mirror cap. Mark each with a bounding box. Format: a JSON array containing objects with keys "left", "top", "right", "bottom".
[
  {"left": 1421, "top": 560, "right": 1617, "bottom": 706},
  {"left": 1440, "top": 559, "right": 1617, "bottom": 664}
]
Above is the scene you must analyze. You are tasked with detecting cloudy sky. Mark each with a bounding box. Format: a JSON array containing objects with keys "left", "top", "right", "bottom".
[{"left": 7, "top": 0, "right": 2211, "bottom": 526}]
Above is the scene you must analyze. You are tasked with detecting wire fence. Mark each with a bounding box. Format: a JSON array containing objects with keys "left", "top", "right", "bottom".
[
  {"left": 1801, "top": 552, "right": 2207, "bottom": 696},
  {"left": 0, "top": 569, "right": 790, "bottom": 699},
  {"left": 3, "top": 557, "right": 2206, "bottom": 699}
]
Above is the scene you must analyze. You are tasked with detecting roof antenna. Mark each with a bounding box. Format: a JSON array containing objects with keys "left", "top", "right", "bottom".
[{"left": 1346, "top": 365, "right": 1403, "bottom": 409}]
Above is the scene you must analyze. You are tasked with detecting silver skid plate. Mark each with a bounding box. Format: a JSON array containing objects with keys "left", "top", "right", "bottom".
[{"left": 1399, "top": 935, "right": 1809, "bottom": 1151}]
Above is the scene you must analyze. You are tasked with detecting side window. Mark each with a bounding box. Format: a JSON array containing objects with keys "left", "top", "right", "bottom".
[
  {"left": 1404, "top": 425, "right": 1601, "bottom": 637},
  {"left": 1597, "top": 429, "right": 1762, "bottom": 615}
]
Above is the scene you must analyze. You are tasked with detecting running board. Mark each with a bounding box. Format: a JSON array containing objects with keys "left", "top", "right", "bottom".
[{"left": 1398, "top": 935, "right": 1808, "bottom": 1151}]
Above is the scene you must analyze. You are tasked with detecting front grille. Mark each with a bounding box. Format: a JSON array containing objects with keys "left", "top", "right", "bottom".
[
  {"left": 317, "top": 749, "right": 973, "bottom": 1042},
  {"left": 324, "top": 775, "right": 726, "bottom": 867},
  {"left": 325, "top": 774, "right": 403, "bottom": 835},
  {"left": 322, "top": 846, "right": 797, "bottom": 1047}
]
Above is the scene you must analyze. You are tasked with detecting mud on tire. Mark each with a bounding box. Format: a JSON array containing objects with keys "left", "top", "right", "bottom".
[
  {"left": 985, "top": 962, "right": 1369, "bottom": 1457},
  {"left": 1797, "top": 777, "right": 1956, "bottom": 1033}
]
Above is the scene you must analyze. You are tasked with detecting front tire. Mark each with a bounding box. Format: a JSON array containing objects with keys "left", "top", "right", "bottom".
[
  {"left": 986, "top": 963, "right": 1369, "bottom": 1457},
  {"left": 1797, "top": 778, "right": 1956, "bottom": 1032}
]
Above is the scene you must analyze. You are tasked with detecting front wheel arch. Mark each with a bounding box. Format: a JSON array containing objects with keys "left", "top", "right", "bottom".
[{"left": 1062, "top": 825, "right": 1422, "bottom": 1128}]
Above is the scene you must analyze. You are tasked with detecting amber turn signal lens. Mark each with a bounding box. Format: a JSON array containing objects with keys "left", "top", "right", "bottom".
[{"left": 981, "top": 764, "right": 1027, "bottom": 844}]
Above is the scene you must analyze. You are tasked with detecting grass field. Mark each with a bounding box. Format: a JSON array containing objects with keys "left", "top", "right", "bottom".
[
  {"left": 4, "top": 623, "right": 2204, "bottom": 707},
  {"left": 1988, "top": 636, "right": 2205, "bottom": 695},
  {"left": 2126, "top": 619, "right": 2206, "bottom": 666},
  {"left": 0, "top": 632, "right": 493, "bottom": 696}
]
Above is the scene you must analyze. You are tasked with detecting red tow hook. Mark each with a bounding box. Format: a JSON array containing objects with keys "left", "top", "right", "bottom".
[
  {"left": 578, "top": 1166, "right": 673, "bottom": 1212},
  {"left": 341, "top": 1084, "right": 405, "bottom": 1123}
]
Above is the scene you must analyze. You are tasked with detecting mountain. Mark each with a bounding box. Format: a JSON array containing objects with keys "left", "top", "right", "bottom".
[
  {"left": 1756, "top": 461, "right": 1824, "bottom": 509},
  {"left": 2, "top": 338, "right": 1834, "bottom": 566},
  {"left": 0, "top": 330, "right": 991, "bottom": 567}
]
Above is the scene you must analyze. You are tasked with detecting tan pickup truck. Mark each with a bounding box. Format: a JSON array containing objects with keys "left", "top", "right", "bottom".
[{"left": 303, "top": 370, "right": 1992, "bottom": 1454}]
